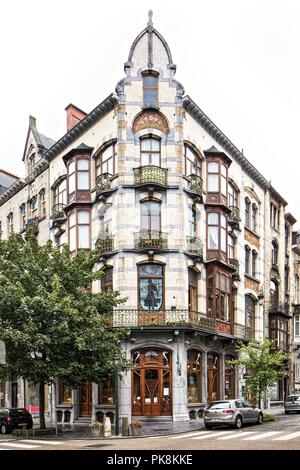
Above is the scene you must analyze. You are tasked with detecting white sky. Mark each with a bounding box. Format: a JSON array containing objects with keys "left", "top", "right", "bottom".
[{"left": 1, "top": 0, "right": 299, "bottom": 227}]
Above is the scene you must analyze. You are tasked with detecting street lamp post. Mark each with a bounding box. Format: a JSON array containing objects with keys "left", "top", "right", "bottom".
[{"left": 113, "top": 355, "right": 120, "bottom": 436}]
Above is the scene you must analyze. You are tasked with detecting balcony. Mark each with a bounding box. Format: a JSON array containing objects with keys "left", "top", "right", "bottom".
[
  {"left": 96, "top": 173, "right": 112, "bottom": 195},
  {"left": 133, "top": 165, "right": 168, "bottom": 187},
  {"left": 134, "top": 230, "right": 168, "bottom": 250},
  {"left": 26, "top": 217, "right": 39, "bottom": 234},
  {"left": 96, "top": 234, "right": 114, "bottom": 254},
  {"left": 228, "top": 206, "right": 240, "bottom": 228},
  {"left": 186, "top": 236, "right": 203, "bottom": 258},
  {"left": 187, "top": 175, "right": 203, "bottom": 199},
  {"left": 52, "top": 204, "right": 66, "bottom": 225},
  {"left": 269, "top": 302, "right": 290, "bottom": 316},
  {"left": 109, "top": 309, "right": 252, "bottom": 341},
  {"left": 228, "top": 258, "right": 240, "bottom": 280}
]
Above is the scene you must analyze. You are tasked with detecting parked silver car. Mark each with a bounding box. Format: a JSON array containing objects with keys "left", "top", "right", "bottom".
[
  {"left": 204, "top": 399, "right": 263, "bottom": 429},
  {"left": 285, "top": 395, "right": 300, "bottom": 414}
]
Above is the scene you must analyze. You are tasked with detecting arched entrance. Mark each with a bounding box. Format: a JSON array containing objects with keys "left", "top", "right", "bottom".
[{"left": 132, "top": 349, "right": 172, "bottom": 417}]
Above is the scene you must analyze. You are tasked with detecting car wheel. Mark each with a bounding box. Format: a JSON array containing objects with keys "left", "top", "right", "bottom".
[
  {"left": 234, "top": 416, "right": 242, "bottom": 429},
  {"left": 205, "top": 424, "right": 212, "bottom": 430},
  {"left": 0, "top": 423, "right": 8, "bottom": 435},
  {"left": 257, "top": 413, "right": 263, "bottom": 424}
]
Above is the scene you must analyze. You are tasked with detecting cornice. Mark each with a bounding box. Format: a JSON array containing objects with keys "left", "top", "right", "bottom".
[{"left": 182, "top": 95, "right": 270, "bottom": 190}]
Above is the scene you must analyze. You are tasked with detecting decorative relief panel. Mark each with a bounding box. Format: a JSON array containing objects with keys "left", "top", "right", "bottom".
[
  {"left": 244, "top": 227, "right": 260, "bottom": 249},
  {"left": 132, "top": 111, "right": 169, "bottom": 134},
  {"left": 244, "top": 275, "right": 260, "bottom": 294},
  {"left": 215, "top": 320, "right": 232, "bottom": 335}
]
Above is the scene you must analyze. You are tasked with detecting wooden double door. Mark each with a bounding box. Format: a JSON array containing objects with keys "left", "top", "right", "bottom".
[
  {"left": 79, "top": 382, "right": 92, "bottom": 416},
  {"left": 132, "top": 349, "right": 172, "bottom": 417}
]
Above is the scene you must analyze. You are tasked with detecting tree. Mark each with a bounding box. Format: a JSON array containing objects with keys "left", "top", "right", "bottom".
[
  {"left": 0, "top": 232, "right": 129, "bottom": 429},
  {"left": 228, "top": 339, "right": 288, "bottom": 408}
]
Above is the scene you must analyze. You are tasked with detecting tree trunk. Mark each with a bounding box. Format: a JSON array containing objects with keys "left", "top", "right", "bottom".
[{"left": 39, "top": 382, "right": 46, "bottom": 429}]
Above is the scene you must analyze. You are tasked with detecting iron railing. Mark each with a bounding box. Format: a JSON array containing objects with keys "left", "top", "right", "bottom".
[
  {"left": 228, "top": 206, "right": 241, "bottom": 226},
  {"left": 52, "top": 203, "right": 66, "bottom": 222},
  {"left": 134, "top": 230, "right": 168, "bottom": 250},
  {"left": 187, "top": 174, "right": 203, "bottom": 196},
  {"left": 109, "top": 309, "right": 251, "bottom": 341},
  {"left": 96, "top": 235, "right": 114, "bottom": 253},
  {"left": 133, "top": 166, "right": 168, "bottom": 186},
  {"left": 186, "top": 236, "right": 203, "bottom": 257},
  {"left": 96, "top": 173, "right": 112, "bottom": 194},
  {"left": 269, "top": 302, "right": 290, "bottom": 315}
]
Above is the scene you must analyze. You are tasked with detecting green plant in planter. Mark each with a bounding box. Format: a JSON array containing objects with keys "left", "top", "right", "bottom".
[{"left": 90, "top": 421, "right": 103, "bottom": 436}]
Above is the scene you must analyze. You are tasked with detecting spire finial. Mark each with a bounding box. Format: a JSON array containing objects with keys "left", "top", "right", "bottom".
[{"left": 148, "top": 10, "right": 153, "bottom": 27}]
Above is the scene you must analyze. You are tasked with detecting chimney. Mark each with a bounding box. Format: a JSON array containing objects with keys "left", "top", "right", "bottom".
[{"left": 65, "top": 104, "right": 87, "bottom": 131}]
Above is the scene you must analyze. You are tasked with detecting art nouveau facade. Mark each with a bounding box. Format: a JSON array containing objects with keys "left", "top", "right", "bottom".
[{"left": 0, "top": 16, "right": 297, "bottom": 424}]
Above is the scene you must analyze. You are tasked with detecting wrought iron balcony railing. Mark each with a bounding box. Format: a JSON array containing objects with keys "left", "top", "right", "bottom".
[
  {"left": 96, "top": 234, "right": 114, "bottom": 253},
  {"left": 186, "top": 236, "right": 203, "bottom": 257},
  {"left": 108, "top": 309, "right": 251, "bottom": 341},
  {"left": 228, "top": 206, "right": 241, "bottom": 226},
  {"left": 52, "top": 203, "right": 66, "bottom": 223},
  {"left": 187, "top": 174, "right": 203, "bottom": 196},
  {"left": 134, "top": 230, "right": 168, "bottom": 250},
  {"left": 96, "top": 173, "right": 112, "bottom": 194},
  {"left": 269, "top": 302, "right": 290, "bottom": 316},
  {"left": 133, "top": 165, "right": 168, "bottom": 186}
]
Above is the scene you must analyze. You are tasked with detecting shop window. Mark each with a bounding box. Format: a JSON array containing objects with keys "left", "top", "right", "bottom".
[
  {"left": 187, "top": 350, "right": 201, "bottom": 403},
  {"left": 207, "top": 353, "right": 220, "bottom": 402},
  {"left": 58, "top": 378, "right": 72, "bottom": 404},
  {"left": 225, "top": 355, "right": 236, "bottom": 399},
  {"left": 138, "top": 264, "right": 164, "bottom": 311},
  {"left": 98, "top": 378, "right": 115, "bottom": 405}
]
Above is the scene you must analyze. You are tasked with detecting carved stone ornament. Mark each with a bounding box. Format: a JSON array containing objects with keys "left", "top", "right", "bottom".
[{"left": 132, "top": 111, "right": 169, "bottom": 134}]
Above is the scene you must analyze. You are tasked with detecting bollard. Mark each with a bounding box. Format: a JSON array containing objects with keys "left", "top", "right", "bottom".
[
  {"left": 103, "top": 416, "right": 112, "bottom": 437},
  {"left": 122, "top": 417, "right": 129, "bottom": 436}
]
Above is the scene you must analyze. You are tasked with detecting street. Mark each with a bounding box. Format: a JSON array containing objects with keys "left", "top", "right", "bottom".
[{"left": 1, "top": 414, "right": 300, "bottom": 451}]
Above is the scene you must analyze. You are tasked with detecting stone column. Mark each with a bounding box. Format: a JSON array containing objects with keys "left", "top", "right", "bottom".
[
  {"left": 119, "top": 343, "right": 131, "bottom": 423},
  {"left": 219, "top": 353, "right": 225, "bottom": 400},
  {"left": 172, "top": 338, "right": 189, "bottom": 421},
  {"left": 202, "top": 351, "right": 207, "bottom": 404}
]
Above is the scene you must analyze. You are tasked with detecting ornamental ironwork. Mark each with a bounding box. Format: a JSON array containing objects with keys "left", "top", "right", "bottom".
[
  {"left": 187, "top": 174, "right": 203, "bottom": 196},
  {"left": 134, "top": 230, "right": 168, "bottom": 250},
  {"left": 96, "top": 235, "right": 114, "bottom": 253},
  {"left": 134, "top": 165, "right": 167, "bottom": 186},
  {"left": 96, "top": 173, "right": 112, "bottom": 194}
]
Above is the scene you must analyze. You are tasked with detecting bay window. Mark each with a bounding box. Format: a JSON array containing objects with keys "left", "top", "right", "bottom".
[
  {"left": 207, "top": 162, "right": 219, "bottom": 192},
  {"left": 207, "top": 161, "right": 228, "bottom": 204},
  {"left": 67, "top": 157, "right": 90, "bottom": 203},
  {"left": 138, "top": 264, "right": 164, "bottom": 311},
  {"left": 207, "top": 271, "right": 232, "bottom": 322},
  {"left": 68, "top": 209, "right": 91, "bottom": 252},
  {"left": 207, "top": 211, "right": 227, "bottom": 260}
]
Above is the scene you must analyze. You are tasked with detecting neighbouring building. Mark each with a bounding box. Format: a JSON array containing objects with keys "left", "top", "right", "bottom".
[{"left": 0, "top": 13, "right": 297, "bottom": 425}]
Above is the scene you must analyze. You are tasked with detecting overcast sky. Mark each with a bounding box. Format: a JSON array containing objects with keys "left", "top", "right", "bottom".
[{"left": 1, "top": 0, "right": 299, "bottom": 227}]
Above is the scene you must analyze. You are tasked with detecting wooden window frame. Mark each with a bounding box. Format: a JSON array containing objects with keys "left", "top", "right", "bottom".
[
  {"left": 228, "top": 233, "right": 235, "bottom": 259},
  {"left": 245, "top": 295, "right": 256, "bottom": 338},
  {"left": 140, "top": 200, "right": 161, "bottom": 233},
  {"left": 187, "top": 349, "right": 202, "bottom": 404},
  {"left": 207, "top": 352, "right": 220, "bottom": 402},
  {"left": 252, "top": 250, "right": 257, "bottom": 278},
  {"left": 20, "top": 204, "right": 26, "bottom": 230},
  {"left": 245, "top": 246, "right": 251, "bottom": 275},
  {"left": 39, "top": 189, "right": 46, "bottom": 217},
  {"left": 188, "top": 268, "right": 198, "bottom": 312},
  {"left": 184, "top": 144, "right": 202, "bottom": 177},
  {"left": 58, "top": 378, "right": 72, "bottom": 405},
  {"left": 101, "top": 266, "right": 113, "bottom": 292},
  {"left": 207, "top": 159, "right": 228, "bottom": 203},
  {"left": 142, "top": 71, "right": 159, "bottom": 108},
  {"left": 30, "top": 197, "right": 38, "bottom": 219},
  {"left": 225, "top": 354, "right": 236, "bottom": 399},
  {"left": 68, "top": 208, "right": 91, "bottom": 253},
  {"left": 207, "top": 209, "right": 228, "bottom": 261},
  {"left": 67, "top": 156, "right": 90, "bottom": 204},
  {"left": 228, "top": 182, "right": 238, "bottom": 208},
  {"left": 295, "top": 314, "right": 300, "bottom": 338},
  {"left": 207, "top": 268, "right": 232, "bottom": 322},
  {"left": 7, "top": 212, "right": 14, "bottom": 236},
  {"left": 53, "top": 178, "right": 67, "bottom": 207},
  {"left": 95, "top": 142, "right": 117, "bottom": 177},
  {"left": 140, "top": 136, "right": 161, "bottom": 167},
  {"left": 137, "top": 263, "right": 164, "bottom": 311}
]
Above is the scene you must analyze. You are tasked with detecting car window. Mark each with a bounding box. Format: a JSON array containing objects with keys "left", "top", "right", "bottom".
[
  {"left": 235, "top": 400, "right": 244, "bottom": 409},
  {"left": 9, "top": 408, "right": 29, "bottom": 416},
  {"left": 207, "top": 402, "right": 231, "bottom": 410},
  {"left": 243, "top": 401, "right": 253, "bottom": 408}
]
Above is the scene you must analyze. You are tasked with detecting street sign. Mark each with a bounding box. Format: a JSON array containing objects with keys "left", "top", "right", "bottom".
[{"left": 0, "top": 341, "right": 6, "bottom": 365}]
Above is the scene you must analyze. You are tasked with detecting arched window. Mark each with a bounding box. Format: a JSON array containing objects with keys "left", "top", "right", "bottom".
[
  {"left": 142, "top": 71, "right": 159, "bottom": 108},
  {"left": 96, "top": 142, "right": 116, "bottom": 176},
  {"left": 207, "top": 353, "right": 220, "bottom": 402},
  {"left": 245, "top": 198, "right": 251, "bottom": 228},
  {"left": 101, "top": 267, "right": 113, "bottom": 292},
  {"left": 20, "top": 204, "right": 26, "bottom": 230},
  {"left": 184, "top": 144, "right": 201, "bottom": 177},
  {"left": 138, "top": 264, "right": 164, "bottom": 311},
  {"left": 252, "top": 250, "right": 257, "bottom": 278},
  {"left": 39, "top": 189, "right": 46, "bottom": 217},
  {"left": 141, "top": 200, "right": 161, "bottom": 233},
  {"left": 225, "top": 355, "right": 236, "bottom": 399},
  {"left": 140, "top": 137, "right": 160, "bottom": 166},
  {"left": 272, "top": 241, "right": 278, "bottom": 265},
  {"left": 245, "top": 295, "right": 255, "bottom": 338},
  {"left": 270, "top": 279, "right": 279, "bottom": 309},
  {"left": 187, "top": 350, "right": 202, "bottom": 403},
  {"left": 252, "top": 204, "right": 257, "bottom": 232},
  {"left": 7, "top": 212, "right": 13, "bottom": 236},
  {"left": 188, "top": 268, "right": 198, "bottom": 311},
  {"left": 245, "top": 246, "right": 251, "bottom": 275},
  {"left": 53, "top": 178, "right": 67, "bottom": 208},
  {"left": 30, "top": 197, "right": 37, "bottom": 219}
]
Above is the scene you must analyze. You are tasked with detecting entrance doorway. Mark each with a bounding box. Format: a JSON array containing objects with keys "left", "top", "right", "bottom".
[
  {"left": 79, "top": 382, "right": 92, "bottom": 416},
  {"left": 132, "top": 349, "right": 172, "bottom": 417}
]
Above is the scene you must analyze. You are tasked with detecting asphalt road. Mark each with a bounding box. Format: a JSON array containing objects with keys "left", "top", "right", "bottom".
[{"left": 1, "top": 414, "right": 300, "bottom": 451}]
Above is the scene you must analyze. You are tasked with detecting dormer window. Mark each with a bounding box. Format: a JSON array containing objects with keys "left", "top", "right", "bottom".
[{"left": 142, "top": 71, "right": 159, "bottom": 108}]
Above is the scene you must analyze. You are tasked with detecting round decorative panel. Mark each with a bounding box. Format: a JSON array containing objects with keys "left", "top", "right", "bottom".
[{"left": 132, "top": 111, "right": 169, "bottom": 134}]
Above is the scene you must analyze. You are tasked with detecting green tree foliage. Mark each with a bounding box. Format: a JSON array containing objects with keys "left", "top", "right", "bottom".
[
  {"left": 0, "top": 232, "right": 129, "bottom": 428},
  {"left": 228, "top": 339, "right": 288, "bottom": 407}
]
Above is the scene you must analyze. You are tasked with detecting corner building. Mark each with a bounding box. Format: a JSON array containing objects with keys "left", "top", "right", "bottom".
[{"left": 0, "top": 17, "right": 296, "bottom": 424}]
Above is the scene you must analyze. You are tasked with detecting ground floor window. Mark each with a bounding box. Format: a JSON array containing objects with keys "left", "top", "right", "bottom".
[
  {"left": 187, "top": 350, "right": 202, "bottom": 403},
  {"left": 98, "top": 378, "right": 115, "bottom": 405},
  {"left": 58, "top": 378, "right": 72, "bottom": 404},
  {"left": 225, "top": 355, "right": 236, "bottom": 399},
  {"left": 0, "top": 382, "right": 5, "bottom": 407}
]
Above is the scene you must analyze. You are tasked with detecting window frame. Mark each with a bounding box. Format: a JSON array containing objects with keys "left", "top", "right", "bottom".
[
  {"left": 7, "top": 212, "right": 14, "bottom": 236},
  {"left": 228, "top": 182, "right": 238, "bottom": 208},
  {"left": 140, "top": 200, "right": 161, "bottom": 233},
  {"left": 187, "top": 349, "right": 202, "bottom": 404},
  {"left": 138, "top": 263, "right": 164, "bottom": 311},
  {"left": 295, "top": 314, "right": 300, "bottom": 338},
  {"left": 53, "top": 178, "right": 67, "bottom": 207},
  {"left": 20, "top": 204, "right": 26, "bottom": 230},
  {"left": 140, "top": 136, "right": 161, "bottom": 167},
  {"left": 207, "top": 210, "right": 228, "bottom": 257},
  {"left": 142, "top": 71, "right": 159, "bottom": 108},
  {"left": 67, "top": 156, "right": 90, "bottom": 203},
  {"left": 95, "top": 141, "right": 117, "bottom": 177},
  {"left": 39, "top": 189, "right": 46, "bottom": 217},
  {"left": 184, "top": 144, "right": 202, "bottom": 178},
  {"left": 68, "top": 208, "right": 91, "bottom": 253}
]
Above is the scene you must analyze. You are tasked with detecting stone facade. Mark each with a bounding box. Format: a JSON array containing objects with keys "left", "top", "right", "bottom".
[{"left": 0, "top": 16, "right": 297, "bottom": 425}]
